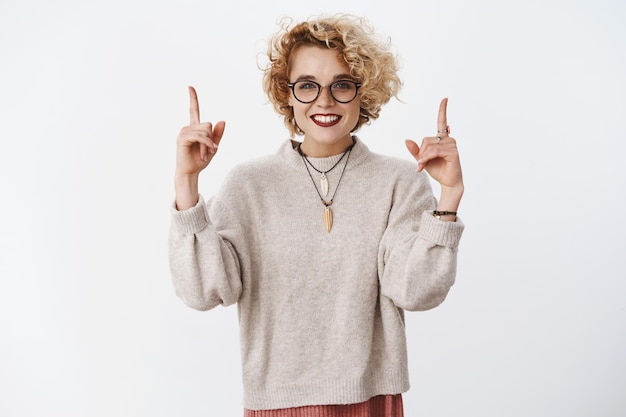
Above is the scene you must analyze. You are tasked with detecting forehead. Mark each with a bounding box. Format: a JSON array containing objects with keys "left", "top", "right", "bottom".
[{"left": 289, "top": 45, "right": 349, "bottom": 79}]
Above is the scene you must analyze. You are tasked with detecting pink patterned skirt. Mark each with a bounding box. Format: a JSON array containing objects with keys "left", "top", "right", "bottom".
[{"left": 244, "top": 394, "right": 404, "bottom": 417}]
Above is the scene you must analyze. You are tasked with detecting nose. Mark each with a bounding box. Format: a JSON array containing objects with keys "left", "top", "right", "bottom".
[{"left": 315, "top": 86, "right": 335, "bottom": 106}]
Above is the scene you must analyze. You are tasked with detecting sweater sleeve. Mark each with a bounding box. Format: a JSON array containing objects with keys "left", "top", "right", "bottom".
[
  {"left": 378, "top": 171, "right": 464, "bottom": 312},
  {"left": 168, "top": 195, "right": 243, "bottom": 311}
]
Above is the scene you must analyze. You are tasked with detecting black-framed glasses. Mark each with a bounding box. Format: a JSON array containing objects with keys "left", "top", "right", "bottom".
[{"left": 287, "top": 79, "right": 362, "bottom": 104}]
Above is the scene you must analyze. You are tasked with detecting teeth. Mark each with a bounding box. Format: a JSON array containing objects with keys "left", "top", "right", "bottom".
[{"left": 313, "top": 115, "right": 339, "bottom": 124}]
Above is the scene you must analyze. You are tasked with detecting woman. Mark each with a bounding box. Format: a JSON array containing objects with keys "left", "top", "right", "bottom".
[{"left": 169, "top": 14, "right": 464, "bottom": 416}]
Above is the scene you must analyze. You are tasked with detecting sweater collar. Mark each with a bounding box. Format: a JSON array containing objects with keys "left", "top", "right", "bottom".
[{"left": 279, "top": 136, "right": 370, "bottom": 172}]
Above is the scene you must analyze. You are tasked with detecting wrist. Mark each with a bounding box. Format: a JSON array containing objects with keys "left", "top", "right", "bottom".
[
  {"left": 434, "top": 184, "right": 463, "bottom": 222},
  {"left": 437, "top": 184, "right": 464, "bottom": 212},
  {"left": 174, "top": 173, "right": 200, "bottom": 211}
]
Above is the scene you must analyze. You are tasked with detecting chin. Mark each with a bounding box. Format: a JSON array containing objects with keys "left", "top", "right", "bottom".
[{"left": 307, "top": 126, "right": 352, "bottom": 142}]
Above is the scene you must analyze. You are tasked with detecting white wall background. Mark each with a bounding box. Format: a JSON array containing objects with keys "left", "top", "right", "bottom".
[{"left": 1, "top": 0, "right": 624, "bottom": 416}]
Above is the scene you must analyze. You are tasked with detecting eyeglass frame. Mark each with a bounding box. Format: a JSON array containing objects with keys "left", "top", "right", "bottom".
[{"left": 287, "top": 79, "right": 362, "bottom": 104}]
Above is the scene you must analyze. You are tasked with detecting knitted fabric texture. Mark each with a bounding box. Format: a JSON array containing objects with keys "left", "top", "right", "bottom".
[{"left": 169, "top": 137, "right": 464, "bottom": 410}]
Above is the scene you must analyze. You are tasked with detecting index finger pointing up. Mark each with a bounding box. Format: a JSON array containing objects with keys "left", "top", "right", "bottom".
[
  {"left": 189, "top": 86, "right": 200, "bottom": 125},
  {"left": 437, "top": 97, "right": 449, "bottom": 135}
]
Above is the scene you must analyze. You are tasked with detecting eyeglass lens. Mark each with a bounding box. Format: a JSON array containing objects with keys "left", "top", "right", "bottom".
[{"left": 291, "top": 80, "right": 359, "bottom": 103}]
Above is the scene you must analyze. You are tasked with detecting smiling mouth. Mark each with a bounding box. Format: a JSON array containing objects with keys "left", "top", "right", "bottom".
[{"left": 311, "top": 114, "right": 341, "bottom": 127}]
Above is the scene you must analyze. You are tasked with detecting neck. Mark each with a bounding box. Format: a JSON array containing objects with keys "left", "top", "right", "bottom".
[{"left": 299, "top": 136, "right": 354, "bottom": 158}]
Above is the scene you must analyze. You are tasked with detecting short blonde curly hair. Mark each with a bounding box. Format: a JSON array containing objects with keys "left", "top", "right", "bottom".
[{"left": 262, "top": 14, "right": 402, "bottom": 136}]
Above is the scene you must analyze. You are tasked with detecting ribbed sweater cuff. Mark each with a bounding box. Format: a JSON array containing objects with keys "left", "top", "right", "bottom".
[
  {"left": 417, "top": 211, "right": 464, "bottom": 248},
  {"left": 170, "top": 195, "right": 208, "bottom": 235}
]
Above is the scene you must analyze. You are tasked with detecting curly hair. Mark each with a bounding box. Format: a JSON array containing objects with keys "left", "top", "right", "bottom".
[{"left": 262, "top": 14, "right": 402, "bottom": 136}]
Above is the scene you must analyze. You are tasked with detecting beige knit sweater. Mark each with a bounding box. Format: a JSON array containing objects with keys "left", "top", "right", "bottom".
[{"left": 168, "top": 137, "right": 464, "bottom": 410}]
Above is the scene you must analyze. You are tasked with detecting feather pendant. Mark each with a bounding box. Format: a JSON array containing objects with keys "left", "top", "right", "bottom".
[
  {"left": 320, "top": 173, "right": 329, "bottom": 198},
  {"left": 323, "top": 205, "right": 333, "bottom": 233}
]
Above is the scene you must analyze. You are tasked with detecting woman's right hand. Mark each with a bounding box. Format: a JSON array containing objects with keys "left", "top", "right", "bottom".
[
  {"left": 176, "top": 86, "right": 225, "bottom": 176},
  {"left": 174, "top": 86, "right": 226, "bottom": 210}
]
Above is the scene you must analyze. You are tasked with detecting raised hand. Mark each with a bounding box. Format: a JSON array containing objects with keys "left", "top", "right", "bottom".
[
  {"left": 405, "top": 98, "right": 464, "bottom": 215},
  {"left": 176, "top": 86, "right": 225, "bottom": 176},
  {"left": 174, "top": 86, "right": 226, "bottom": 210}
]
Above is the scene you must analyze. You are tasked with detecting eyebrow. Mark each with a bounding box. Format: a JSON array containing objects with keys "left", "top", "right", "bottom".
[{"left": 293, "top": 73, "right": 355, "bottom": 82}]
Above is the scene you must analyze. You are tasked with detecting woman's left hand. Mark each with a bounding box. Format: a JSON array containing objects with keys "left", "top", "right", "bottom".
[{"left": 405, "top": 98, "right": 463, "bottom": 192}]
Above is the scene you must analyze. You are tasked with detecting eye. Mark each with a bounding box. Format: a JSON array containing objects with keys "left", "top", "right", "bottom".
[
  {"left": 332, "top": 81, "right": 355, "bottom": 90},
  {"left": 297, "top": 81, "right": 318, "bottom": 90}
]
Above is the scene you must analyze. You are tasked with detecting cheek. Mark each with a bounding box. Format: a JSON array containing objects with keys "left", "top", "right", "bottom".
[
  {"left": 348, "top": 103, "right": 361, "bottom": 119},
  {"left": 291, "top": 102, "right": 307, "bottom": 118}
]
